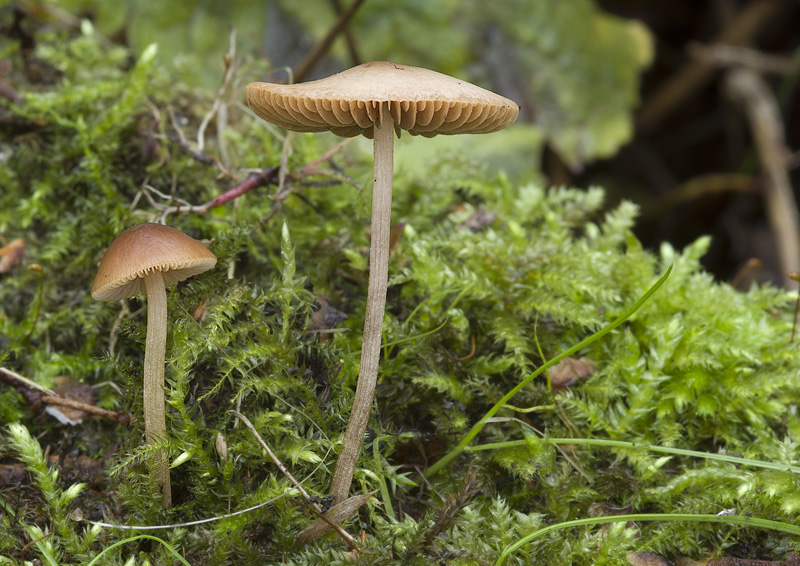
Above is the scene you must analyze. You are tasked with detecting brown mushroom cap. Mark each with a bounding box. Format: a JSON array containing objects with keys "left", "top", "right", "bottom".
[
  {"left": 245, "top": 61, "right": 519, "bottom": 138},
  {"left": 91, "top": 223, "right": 217, "bottom": 302}
]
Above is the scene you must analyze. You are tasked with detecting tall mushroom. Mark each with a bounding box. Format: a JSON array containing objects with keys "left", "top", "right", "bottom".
[
  {"left": 91, "top": 223, "right": 217, "bottom": 507},
  {"left": 246, "top": 61, "right": 518, "bottom": 502}
]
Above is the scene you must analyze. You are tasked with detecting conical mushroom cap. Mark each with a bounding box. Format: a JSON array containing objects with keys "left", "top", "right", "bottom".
[
  {"left": 91, "top": 223, "right": 217, "bottom": 302},
  {"left": 246, "top": 61, "right": 519, "bottom": 138}
]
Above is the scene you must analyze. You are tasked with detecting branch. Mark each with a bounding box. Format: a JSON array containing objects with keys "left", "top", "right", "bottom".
[
  {"left": 142, "top": 168, "right": 278, "bottom": 221},
  {"left": 293, "top": 0, "right": 367, "bottom": 82},
  {"left": 689, "top": 42, "right": 797, "bottom": 74},
  {"left": 636, "top": 0, "right": 784, "bottom": 132},
  {"left": 725, "top": 67, "right": 800, "bottom": 286},
  {"left": 0, "top": 368, "right": 131, "bottom": 425}
]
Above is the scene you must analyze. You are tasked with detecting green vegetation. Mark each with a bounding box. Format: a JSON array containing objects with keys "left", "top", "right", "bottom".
[{"left": 1, "top": 5, "right": 799, "bottom": 566}]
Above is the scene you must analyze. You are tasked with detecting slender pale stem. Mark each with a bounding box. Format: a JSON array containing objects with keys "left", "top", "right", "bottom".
[
  {"left": 143, "top": 272, "right": 172, "bottom": 508},
  {"left": 329, "top": 110, "right": 394, "bottom": 503}
]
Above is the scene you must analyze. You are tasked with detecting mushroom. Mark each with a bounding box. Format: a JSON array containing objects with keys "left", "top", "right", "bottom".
[
  {"left": 246, "top": 61, "right": 518, "bottom": 502},
  {"left": 91, "top": 223, "right": 217, "bottom": 507}
]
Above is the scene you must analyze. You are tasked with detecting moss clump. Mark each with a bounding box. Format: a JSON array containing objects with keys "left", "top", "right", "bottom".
[{"left": 1, "top": 15, "right": 799, "bottom": 566}]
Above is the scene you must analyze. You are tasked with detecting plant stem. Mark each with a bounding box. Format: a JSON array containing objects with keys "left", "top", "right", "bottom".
[
  {"left": 463, "top": 438, "right": 800, "bottom": 474},
  {"left": 329, "top": 108, "right": 394, "bottom": 503},
  {"left": 495, "top": 513, "right": 800, "bottom": 566},
  {"left": 86, "top": 535, "right": 191, "bottom": 566},
  {"left": 425, "top": 265, "right": 672, "bottom": 478},
  {"left": 143, "top": 271, "right": 171, "bottom": 507}
]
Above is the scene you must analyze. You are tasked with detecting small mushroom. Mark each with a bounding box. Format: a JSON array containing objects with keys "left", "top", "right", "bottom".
[
  {"left": 91, "top": 223, "right": 217, "bottom": 507},
  {"left": 246, "top": 61, "right": 519, "bottom": 503}
]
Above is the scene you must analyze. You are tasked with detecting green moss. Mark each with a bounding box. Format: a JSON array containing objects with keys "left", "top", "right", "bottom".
[{"left": 1, "top": 12, "right": 799, "bottom": 566}]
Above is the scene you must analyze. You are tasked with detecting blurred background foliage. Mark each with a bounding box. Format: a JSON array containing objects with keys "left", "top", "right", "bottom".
[
  {"left": 28, "top": 0, "right": 652, "bottom": 170},
  {"left": 15, "top": 0, "right": 800, "bottom": 285}
]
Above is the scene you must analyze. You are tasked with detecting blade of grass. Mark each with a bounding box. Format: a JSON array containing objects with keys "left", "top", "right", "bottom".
[
  {"left": 86, "top": 534, "right": 192, "bottom": 566},
  {"left": 373, "top": 437, "right": 396, "bottom": 521},
  {"left": 463, "top": 438, "right": 800, "bottom": 474},
  {"left": 495, "top": 513, "right": 800, "bottom": 565},
  {"left": 426, "top": 265, "right": 673, "bottom": 478}
]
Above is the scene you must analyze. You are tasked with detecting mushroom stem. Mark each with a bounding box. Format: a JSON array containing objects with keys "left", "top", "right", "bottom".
[
  {"left": 143, "top": 271, "right": 172, "bottom": 508},
  {"left": 330, "top": 109, "right": 394, "bottom": 503}
]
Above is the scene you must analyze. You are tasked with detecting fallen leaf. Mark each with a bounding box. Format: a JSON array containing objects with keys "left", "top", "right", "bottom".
[
  {"left": 458, "top": 207, "right": 498, "bottom": 232},
  {"left": 0, "top": 464, "right": 27, "bottom": 487},
  {"left": 0, "top": 238, "right": 26, "bottom": 273},
  {"left": 550, "top": 356, "right": 597, "bottom": 390},
  {"left": 309, "top": 294, "right": 348, "bottom": 333},
  {"left": 44, "top": 376, "right": 95, "bottom": 425}
]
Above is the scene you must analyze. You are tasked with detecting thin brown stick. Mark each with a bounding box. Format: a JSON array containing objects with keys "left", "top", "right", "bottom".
[
  {"left": 731, "top": 258, "right": 764, "bottom": 289},
  {"left": 165, "top": 105, "right": 229, "bottom": 173},
  {"left": 329, "top": 0, "right": 362, "bottom": 66},
  {"left": 454, "top": 335, "right": 476, "bottom": 361},
  {"left": 143, "top": 168, "right": 279, "bottom": 220},
  {"left": 146, "top": 135, "right": 356, "bottom": 222},
  {"left": 21, "top": 530, "right": 53, "bottom": 564},
  {"left": 0, "top": 367, "right": 54, "bottom": 395},
  {"left": 293, "top": 0, "right": 367, "bottom": 83},
  {"left": 0, "top": 368, "right": 130, "bottom": 425},
  {"left": 231, "top": 410, "right": 321, "bottom": 512},
  {"left": 689, "top": 42, "right": 797, "bottom": 74},
  {"left": 725, "top": 67, "right": 800, "bottom": 287},
  {"left": 636, "top": 0, "right": 784, "bottom": 132},
  {"left": 231, "top": 411, "right": 360, "bottom": 547},
  {"left": 641, "top": 173, "right": 757, "bottom": 217},
  {"left": 40, "top": 395, "right": 131, "bottom": 425}
]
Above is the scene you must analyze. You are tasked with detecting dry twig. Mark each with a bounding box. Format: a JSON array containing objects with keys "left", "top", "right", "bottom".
[
  {"left": 231, "top": 410, "right": 320, "bottom": 511},
  {"left": 231, "top": 410, "right": 360, "bottom": 547},
  {"left": 329, "top": 0, "right": 362, "bottom": 66},
  {"left": 689, "top": 42, "right": 798, "bottom": 74},
  {"left": 725, "top": 67, "right": 800, "bottom": 286},
  {"left": 636, "top": 0, "right": 784, "bottom": 131},
  {"left": 0, "top": 368, "right": 131, "bottom": 425},
  {"left": 293, "top": 0, "right": 367, "bottom": 82}
]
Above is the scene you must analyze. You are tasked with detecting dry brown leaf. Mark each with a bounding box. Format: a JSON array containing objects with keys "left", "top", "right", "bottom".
[
  {"left": 309, "top": 294, "right": 348, "bottom": 333},
  {"left": 550, "top": 356, "right": 597, "bottom": 390},
  {"left": 44, "top": 376, "right": 96, "bottom": 425},
  {"left": 0, "top": 238, "right": 26, "bottom": 273},
  {"left": 458, "top": 207, "right": 498, "bottom": 232}
]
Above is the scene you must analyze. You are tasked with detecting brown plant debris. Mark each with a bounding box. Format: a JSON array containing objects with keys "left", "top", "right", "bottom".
[
  {"left": 0, "top": 238, "right": 27, "bottom": 273},
  {"left": 627, "top": 551, "right": 673, "bottom": 566},
  {"left": 550, "top": 356, "right": 597, "bottom": 390}
]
